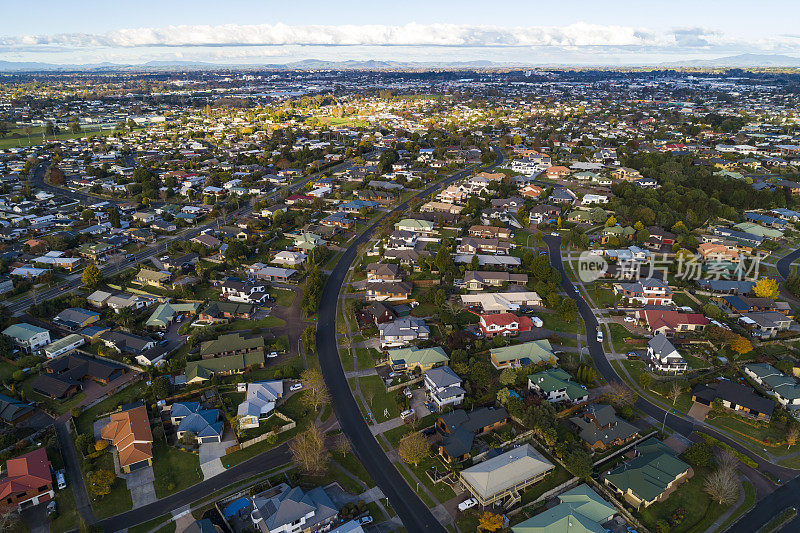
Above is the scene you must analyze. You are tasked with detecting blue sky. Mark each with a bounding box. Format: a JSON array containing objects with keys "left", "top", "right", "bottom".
[{"left": 1, "top": 0, "right": 799, "bottom": 65}]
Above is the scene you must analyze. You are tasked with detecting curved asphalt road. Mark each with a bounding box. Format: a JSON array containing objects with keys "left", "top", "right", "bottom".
[
  {"left": 317, "top": 151, "right": 503, "bottom": 531},
  {"left": 543, "top": 235, "right": 797, "bottom": 483},
  {"left": 777, "top": 247, "right": 800, "bottom": 280}
]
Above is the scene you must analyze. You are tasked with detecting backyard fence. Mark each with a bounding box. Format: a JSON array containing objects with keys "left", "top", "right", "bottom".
[{"left": 225, "top": 412, "right": 295, "bottom": 454}]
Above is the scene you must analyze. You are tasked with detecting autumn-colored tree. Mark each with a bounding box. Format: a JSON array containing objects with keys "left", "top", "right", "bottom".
[
  {"left": 667, "top": 381, "right": 684, "bottom": 406},
  {"left": 753, "top": 278, "right": 779, "bottom": 299},
  {"left": 82, "top": 264, "right": 103, "bottom": 289},
  {"left": 94, "top": 440, "right": 108, "bottom": 452},
  {"left": 300, "top": 368, "right": 330, "bottom": 412},
  {"left": 605, "top": 215, "right": 617, "bottom": 227},
  {"left": 604, "top": 382, "right": 637, "bottom": 409},
  {"left": 289, "top": 425, "right": 328, "bottom": 476},
  {"left": 87, "top": 469, "right": 115, "bottom": 497},
  {"left": 397, "top": 432, "right": 430, "bottom": 466},
  {"left": 729, "top": 335, "right": 753, "bottom": 355},
  {"left": 787, "top": 425, "right": 800, "bottom": 449},
  {"left": 477, "top": 511, "right": 504, "bottom": 532}
]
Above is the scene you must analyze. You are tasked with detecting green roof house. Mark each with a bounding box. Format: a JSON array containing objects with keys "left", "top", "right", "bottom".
[
  {"left": 388, "top": 346, "right": 449, "bottom": 372},
  {"left": 145, "top": 302, "right": 201, "bottom": 328},
  {"left": 292, "top": 232, "right": 325, "bottom": 251},
  {"left": 527, "top": 368, "right": 587, "bottom": 404},
  {"left": 2, "top": 323, "right": 51, "bottom": 352},
  {"left": 490, "top": 340, "right": 556, "bottom": 370},
  {"left": 603, "top": 438, "right": 692, "bottom": 509},
  {"left": 512, "top": 484, "right": 616, "bottom": 533},
  {"left": 186, "top": 352, "right": 265, "bottom": 383},
  {"left": 200, "top": 333, "right": 264, "bottom": 359}
]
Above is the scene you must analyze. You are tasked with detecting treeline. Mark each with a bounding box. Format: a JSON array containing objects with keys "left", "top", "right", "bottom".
[{"left": 611, "top": 152, "right": 784, "bottom": 230}]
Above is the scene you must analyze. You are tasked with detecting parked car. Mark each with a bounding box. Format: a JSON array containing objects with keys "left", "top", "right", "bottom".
[
  {"left": 458, "top": 498, "right": 478, "bottom": 511},
  {"left": 46, "top": 500, "right": 56, "bottom": 516},
  {"left": 126, "top": 254, "right": 135, "bottom": 261},
  {"left": 267, "top": 351, "right": 279, "bottom": 358},
  {"left": 56, "top": 470, "right": 66, "bottom": 490},
  {"left": 403, "top": 387, "right": 413, "bottom": 398},
  {"left": 356, "top": 516, "right": 373, "bottom": 525},
  {"left": 290, "top": 382, "right": 303, "bottom": 391},
  {"left": 400, "top": 409, "right": 415, "bottom": 420},
  {"left": 623, "top": 316, "right": 634, "bottom": 322},
  {"left": 596, "top": 330, "right": 603, "bottom": 342},
  {"left": 626, "top": 351, "right": 639, "bottom": 358},
  {"left": 388, "top": 372, "right": 400, "bottom": 378}
]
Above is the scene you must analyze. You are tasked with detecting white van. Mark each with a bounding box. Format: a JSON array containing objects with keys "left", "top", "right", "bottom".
[
  {"left": 596, "top": 330, "right": 603, "bottom": 342},
  {"left": 56, "top": 470, "right": 66, "bottom": 490}
]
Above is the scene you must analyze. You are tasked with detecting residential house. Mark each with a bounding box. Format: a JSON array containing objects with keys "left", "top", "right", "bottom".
[
  {"left": 134, "top": 268, "right": 173, "bottom": 290},
  {"left": 613, "top": 279, "right": 673, "bottom": 306},
  {"left": 272, "top": 250, "right": 306, "bottom": 267},
  {"left": 604, "top": 438, "right": 692, "bottom": 510},
  {"left": 42, "top": 334, "right": 85, "bottom": 359},
  {"left": 185, "top": 352, "right": 265, "bottom": 383},
  {"left": 197, "top": 301, "right": 255, "bottom": 323},
  {"left": 635, "top": 309, "right": 709, "bottom": 336},
  {"left": 646, "top": 334, "right": 687, "bottom": 373},
  {"left": 250, "top": 484, "right": 338, "bottom": 533},
  {"left": 366, "top": 263, "right": 401, "bottom": 283},
  {"left": 738, "top": 312, "right": 793, "bottom": 339},
  {"left": 201, "top": 333, "right": 264, "bottom": 359},
  {"left": 101, "top": 405, "right": 153, "bottom": 473},
  {"left": 0, "top": 394, "right": 35, "bottom": 425},
  {"left": 569, "top": 404, "right": 640, "bottom": 451},
  {"left": 220, "top": 280, "right": 268, "bottom": 305},
  {"left": 463, "top": 271, "right": 528, "bottom": 291},
  {"left": 378, "top": 317, "right": 429, "bottom": 348},
  {"left": 145, "top": 302, "right": 200, "bottom": 329},
  {"left": 2, "top": 323, "right": 51, "bottom": 353},
  {"left": 479, "top": 313, "right": 533, "bottom": 338},
  {"left": 744, "top": 363, "right": 800, "bottom": 410},
  {"left": 237, "top": 381, "right": 284, "bottom": 429},
  {"left": 388, "top": 346, "right": 449, "bottom": 372},
  {"left": 460, "top": 292, "right": 542, "bottom": 314},
  {"left": 0, "top": 448, "right": 54, "bottom": 512},
  {"left": 423, "top": 367, "right": 465, "bottom": 411},
  {"left": 692, "top": 379, "right": 774, "bottom": 420},
  {"left": 170, "top": 402, "right": 224, "bottom": 443},
  {"left": 99, "top": 330, "right": 155, "bottom": 355},
  {"left": 528, "top": 368, "right": 588, "bottom": 404},
  {"left": 491, "top": 340, "right": 556, "bottom": 370},
  {"left": 365, "top": 281, "right": 412, "bottom": 302},
  {"left": 511, "top": 484, "right": 616, "bottom": 533},
  {"left": 53, "top": 308, "right": 100, "bottom": 331},
  {"left": 436, "top": 407, "right": 509, "bottom": 462},
  {"left": 459, "top": 444, "right": 554, "bottom": 507}
]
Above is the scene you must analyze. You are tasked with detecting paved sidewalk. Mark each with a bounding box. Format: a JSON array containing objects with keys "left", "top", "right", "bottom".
[
  {"left": 345, "top": 368, "right": 378, "bottom": 378},
  {"left": 369, "top": 417, "right": 404, "bottom": 436}
]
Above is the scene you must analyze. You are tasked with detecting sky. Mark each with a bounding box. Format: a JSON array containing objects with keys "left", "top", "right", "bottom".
[{"left": 2, "top": 0, "right": 800, "bottom": 66}]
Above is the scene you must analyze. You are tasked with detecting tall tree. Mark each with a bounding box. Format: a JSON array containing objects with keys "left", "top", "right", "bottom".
[{"left": 289, "top": 425, "right": 328, "bottom": 476}]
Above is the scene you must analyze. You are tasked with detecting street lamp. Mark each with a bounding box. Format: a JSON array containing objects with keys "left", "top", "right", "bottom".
[{"left": 662, "top": 410, "right": 674, "bottom": 433}]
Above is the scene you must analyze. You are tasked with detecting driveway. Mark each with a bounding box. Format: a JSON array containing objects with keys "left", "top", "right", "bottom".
[
  {"left": 687, "top": 402, "right": 711, "bottom": 421},
  {"left": 21, "top": 504, "right": 48, "bottom": 533},
  {"left": 199, "top": 430, "right": 236, "bottom": 479},
  {"left": 124, "top": 467, "right": 157, "bottom": 509},
  {"left": 409, "top": 389, "right": 431, "bottom": 419}
]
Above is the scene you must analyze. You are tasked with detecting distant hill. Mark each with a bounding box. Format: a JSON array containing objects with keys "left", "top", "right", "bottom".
[
  {"left": 661, "top": 54, "right": 800, "bottom": 67},
  {"left": 3, "top": 54, "right": 800, "bottom": 72}
]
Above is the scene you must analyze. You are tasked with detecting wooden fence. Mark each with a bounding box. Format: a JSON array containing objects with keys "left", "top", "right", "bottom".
[{"left": 225, "top": 412, "right": 295, "bottom": 454}]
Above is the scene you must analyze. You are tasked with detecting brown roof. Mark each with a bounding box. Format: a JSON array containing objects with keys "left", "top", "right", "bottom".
[{"left": 101, "top": 406, "right": 153, "bottom": 468}]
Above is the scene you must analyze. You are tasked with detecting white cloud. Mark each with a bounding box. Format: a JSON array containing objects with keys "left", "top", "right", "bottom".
[
  {"left": 1, "top": 22, "right": 798, "bottom": 65},
  {"left": 0, "top": 22, "right": 765, "bottom": 49}
]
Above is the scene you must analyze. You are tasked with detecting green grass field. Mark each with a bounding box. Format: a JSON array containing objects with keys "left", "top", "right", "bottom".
[
  {"left": 151, "top": 444, "right": 203, "bottom": 498},
  {"left": 358, "top": 375, "right": 399, "bottom": 423}
]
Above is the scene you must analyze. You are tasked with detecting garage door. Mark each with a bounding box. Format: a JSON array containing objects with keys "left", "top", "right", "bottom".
[
  {"left": 200, "top": 436, "right": 219, "bottom": 443},
  {"left": 128, "top": 459, "right": 149, "bottom": 471}
]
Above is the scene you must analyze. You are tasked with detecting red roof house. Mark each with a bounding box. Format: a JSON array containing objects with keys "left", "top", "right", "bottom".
[
  {"left": 479, "top": 313, "right": 533, "bottom": 337},
  {"left": 635, "top": 309, "right": 709, "bottom": 336},
  {"left": 0, "top": 447, "right": 53, "bottom": 511}
]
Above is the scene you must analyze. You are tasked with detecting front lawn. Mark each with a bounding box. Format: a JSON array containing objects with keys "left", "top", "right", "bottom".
[
  {"left": 151, "top": 444, "right": 203, "bottom": 498},
  {"left": 355, "top": 348, "right": 375, "bottom": 369},
  {"left": 84, "top": 450, "right": 133, "bottom": 519},
  {"left": 357, "top": 375, "right": 399, "bottom": 423},
  {"left": 228, "top": 315, "right": 286, "bottom": 330},
  {"left": 272, "top": 288, "right": 297, "bottom": 307},
  {"left": 49, "top": 488, "right": 79, "bottom": 532},
  {"left": 638, "top": 466, "right": 730, "bottom": 533}
]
